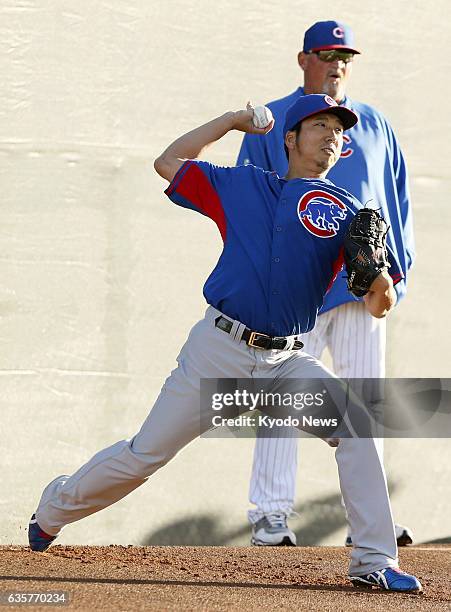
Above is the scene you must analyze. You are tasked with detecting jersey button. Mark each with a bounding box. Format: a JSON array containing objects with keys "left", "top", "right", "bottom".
[
  {"left": 273, "top": 257, "right": 280, "bottom": 263},
  {"left": 276, "top": 226, "right": 282, "bottom": 232}
]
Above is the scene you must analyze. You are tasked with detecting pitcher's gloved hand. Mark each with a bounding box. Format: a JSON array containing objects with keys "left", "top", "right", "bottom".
[{"left": 344, "top": 208, "right": 390, "bottom": 297}]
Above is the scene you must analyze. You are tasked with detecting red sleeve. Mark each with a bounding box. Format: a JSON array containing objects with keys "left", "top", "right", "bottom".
[
  {"left": 326, "top": 246, "right": 345, "bottom": 293},
  {"left": 164, "top": 161, "right": 227, "bottom": 242}
]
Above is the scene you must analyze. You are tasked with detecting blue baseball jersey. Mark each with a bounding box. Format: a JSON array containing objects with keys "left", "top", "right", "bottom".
[
  {"left": 165, "top": 160, "right": 402, "bottom": 337},
  {"left": 237, "top": 87, "right": 414, "bottom": 313}
]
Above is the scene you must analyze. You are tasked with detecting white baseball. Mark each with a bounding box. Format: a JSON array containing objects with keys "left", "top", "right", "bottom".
[{"left": 252, "top": 105, "right": 273, "bottom": 129}]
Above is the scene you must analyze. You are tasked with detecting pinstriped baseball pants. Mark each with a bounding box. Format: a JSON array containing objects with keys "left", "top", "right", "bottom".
[
  {"left": 35, "top": 305, "right": 396, "bottom": 576},
  {"left": 249, "top": 301, "right": 386, "bottom": 527}
]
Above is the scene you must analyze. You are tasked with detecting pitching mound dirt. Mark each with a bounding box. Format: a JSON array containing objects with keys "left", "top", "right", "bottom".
[{"left": 0, "top": 545, "right": 450, "bottom": 610}]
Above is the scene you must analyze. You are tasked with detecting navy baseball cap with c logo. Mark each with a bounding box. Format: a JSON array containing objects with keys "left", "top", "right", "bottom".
[
  {"left": 284, "top": 94, "right": 359, "bottom": 135},
  {"left": 303, "top": 20, "right": 360, "bottom": 54}
]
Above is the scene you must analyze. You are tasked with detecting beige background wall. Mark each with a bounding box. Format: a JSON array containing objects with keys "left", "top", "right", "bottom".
[{"left": 1, "top": 1, "right": 450, "bottom": 546}]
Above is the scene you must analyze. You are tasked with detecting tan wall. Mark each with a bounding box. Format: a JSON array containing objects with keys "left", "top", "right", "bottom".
[{"left": 2, "top": 1, "right": 450, "bottom": 546}]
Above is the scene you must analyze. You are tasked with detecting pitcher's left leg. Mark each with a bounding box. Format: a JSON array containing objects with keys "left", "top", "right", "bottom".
[
  {"left": 272, "top": 350, "right": 398, "bottom": 576},
  {"left": 334, "top": 437, "right": 397, "bottom": 575},
  {"left": 328, "top": 302, "right": 413, "bottom": 547}
]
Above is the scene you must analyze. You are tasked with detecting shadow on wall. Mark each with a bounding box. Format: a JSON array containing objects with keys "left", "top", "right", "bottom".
[
  {"left": 425, "top": 536, "right": 451, "bottom": 544},
  {"left": 143, "top": 481, "right": 403, "bottom": 546},
  {"left": 143, "top": 492, "right": 347, "bottom": 546}
]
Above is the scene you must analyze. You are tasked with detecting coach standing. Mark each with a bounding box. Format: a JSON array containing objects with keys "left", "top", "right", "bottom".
[{"left": 238, "top": 20, "right": 415, "bottom": 548}]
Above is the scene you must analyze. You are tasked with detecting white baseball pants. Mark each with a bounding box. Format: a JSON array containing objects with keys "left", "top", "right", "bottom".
[
  {"left": 249, "top": 301, "right": 386, "bottom": 525},
  {"left": 35, "top": 305, "right": 396, "bottom": 575}
]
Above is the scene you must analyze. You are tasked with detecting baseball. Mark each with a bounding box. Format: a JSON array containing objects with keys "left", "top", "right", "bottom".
[{"left": 252, "top": 105, "right": 273, "bottom": 129}]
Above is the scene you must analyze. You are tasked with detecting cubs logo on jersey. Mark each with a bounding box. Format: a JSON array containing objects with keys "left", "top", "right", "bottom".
[{"left": 297, "top": 190, "right": 348, "bottom": 238}]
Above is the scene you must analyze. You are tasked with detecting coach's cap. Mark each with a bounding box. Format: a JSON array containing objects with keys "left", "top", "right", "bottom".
[
  {"left": 303, "top": 20, "right": 360, "bottom": 54},
  {"left": 283, "top": 94, "right": 358, "bottom": 136}
]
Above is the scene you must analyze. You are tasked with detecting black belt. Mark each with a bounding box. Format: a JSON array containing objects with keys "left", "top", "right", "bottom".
[{"left": 215, "top": 316, "right": 304, "bottom": 351}]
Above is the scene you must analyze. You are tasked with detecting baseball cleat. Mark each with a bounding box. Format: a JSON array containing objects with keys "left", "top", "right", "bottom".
[
  {"left": 345, "top": 523, "right": 414, "bottom": 547},
  {"left": 395, "top": 523, "right": 414, "bottom": 546},
  {"left": 28, "top": 514, "right": 57, "bottom": 552},
  {"left": 251, "top": 512, "right": 296, "bottom": 546},
  {"left": 349, "top": 567, "right": 422, "bottom": 592}
]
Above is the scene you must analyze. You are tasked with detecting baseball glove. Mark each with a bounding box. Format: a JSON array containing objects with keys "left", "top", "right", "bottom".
[{"left": 344, "top": 208, "right": 390, "bottom": 297}]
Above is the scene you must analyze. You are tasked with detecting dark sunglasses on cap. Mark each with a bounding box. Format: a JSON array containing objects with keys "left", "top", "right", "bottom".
[{"left": 309, "top": 50, "right": 355, "bottom": 64}]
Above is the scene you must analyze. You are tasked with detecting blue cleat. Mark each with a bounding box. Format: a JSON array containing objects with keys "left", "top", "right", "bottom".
[
  {"left": 28, "top": 514, "right": 57, "bottom": 552},
  {"left": 349, "top": 567, "right": 422, "bottom": 592}
]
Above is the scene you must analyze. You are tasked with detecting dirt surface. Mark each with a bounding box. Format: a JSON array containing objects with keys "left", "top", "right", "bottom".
[{"left": 0, "top": 545, "right": 450, "bottom": 611}]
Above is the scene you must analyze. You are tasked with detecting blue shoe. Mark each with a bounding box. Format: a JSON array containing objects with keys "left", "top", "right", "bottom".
[
  {"left": 349, "top": 567, "right": 422, "bottom": 592},
  {"left": 28, "top": 514, "right": 57, "bottom": 552}
]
